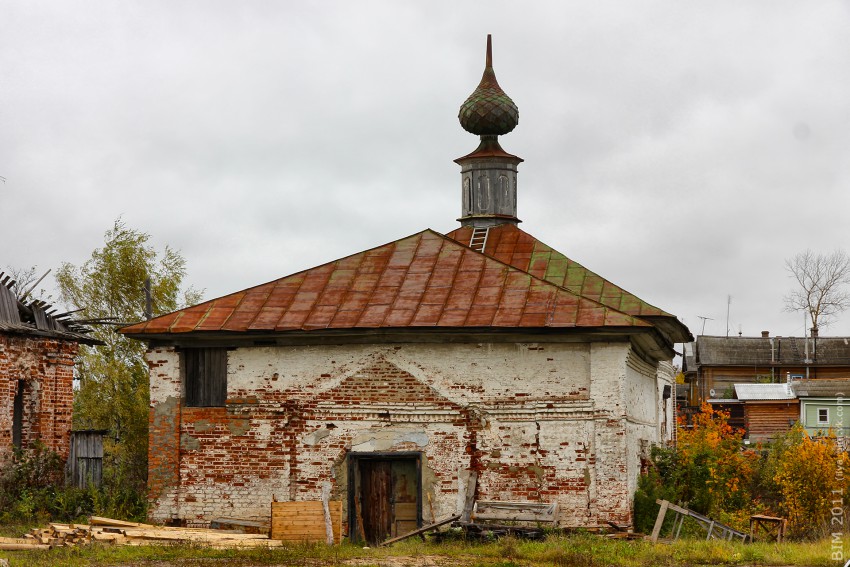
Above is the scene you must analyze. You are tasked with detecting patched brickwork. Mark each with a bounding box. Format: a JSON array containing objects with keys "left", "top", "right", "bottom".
[
  {"left": 0, "top": 334, "right": 78, "bottom": 464},
  {"left": 146, "top": 341, "right": 660, "bottom": 530}
]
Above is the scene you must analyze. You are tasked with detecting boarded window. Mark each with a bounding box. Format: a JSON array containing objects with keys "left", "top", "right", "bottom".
[{"left": 184, "top": 348, "right": 227, "bottom": 407}]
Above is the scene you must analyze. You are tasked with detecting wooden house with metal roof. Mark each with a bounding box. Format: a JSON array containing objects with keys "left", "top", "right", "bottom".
[
  {"left": 120, "top": 36, "right": 691, "bottom": 540},
  {"left": 706, "top": 383, "right": 798, "bottom": 442},
  {"left": 792, "top": 379, "right": 850, "bottom": 439},
  {"left": 683, "top": 333, "right": 850, "bottom": 410}
]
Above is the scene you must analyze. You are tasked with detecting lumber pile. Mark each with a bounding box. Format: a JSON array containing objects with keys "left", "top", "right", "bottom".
[{"left": 1, "top": 516, "right": 284, "bottom": 550}]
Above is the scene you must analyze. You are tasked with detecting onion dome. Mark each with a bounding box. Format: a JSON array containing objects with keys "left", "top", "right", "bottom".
[{"left": 458, "top": 35, "right": 519, "bottom": 136}]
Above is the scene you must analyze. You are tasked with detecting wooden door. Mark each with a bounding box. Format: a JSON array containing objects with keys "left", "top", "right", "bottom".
[
  {"left": 355, "top": 456, "right": 420, "bottom": 544},
  {"left": 360, "top": 460, "right": 393, "bottom": 544}
]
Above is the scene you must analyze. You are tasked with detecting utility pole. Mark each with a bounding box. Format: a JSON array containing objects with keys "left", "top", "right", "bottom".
[{"left": 143, "top": 278, "right": 153, "bottom": 320}]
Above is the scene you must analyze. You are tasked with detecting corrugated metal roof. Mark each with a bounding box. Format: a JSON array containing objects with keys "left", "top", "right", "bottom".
[
  {"left": 121, "top": 230, "right": 651, "bottom": 335},
  {"left": 734, "top": 383, "right": 795, "bottom": 401}
]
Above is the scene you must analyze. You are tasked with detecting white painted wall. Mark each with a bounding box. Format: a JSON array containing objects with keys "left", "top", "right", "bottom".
[{"left": 145, "top": 339, "right": 667, "bottom": 528}]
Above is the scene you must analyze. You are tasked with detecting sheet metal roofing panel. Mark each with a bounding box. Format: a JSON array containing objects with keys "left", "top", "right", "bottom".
[
  {"left": 445, "top": 224, "right": 671, "bottom": 318},
  {"left": 734, "top": 383, "right": 795, "bottom": 401},
  {"left": 121, "top": 230, "right": 649, "bottom": 335}
]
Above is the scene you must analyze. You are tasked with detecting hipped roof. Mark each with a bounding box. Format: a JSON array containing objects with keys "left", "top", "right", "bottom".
[
  {"left": 121, "top": 229, "right": 652, "bottom": 337},
  {"left": 446, "top": 224, "right": 691, "bottom": 343}
]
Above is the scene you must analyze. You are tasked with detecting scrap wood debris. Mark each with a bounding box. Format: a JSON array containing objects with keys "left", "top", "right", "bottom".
[{"left": 0, "top": 516, "right": 284, "bottom": 550}]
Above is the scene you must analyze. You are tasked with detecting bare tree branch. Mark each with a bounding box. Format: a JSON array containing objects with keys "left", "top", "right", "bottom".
[{"left": 784, "top": 249, "right": 850, "bottom": 331}]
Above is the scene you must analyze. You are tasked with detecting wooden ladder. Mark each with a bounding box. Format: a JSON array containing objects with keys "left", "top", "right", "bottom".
[{"left": 469, "top": 227, "right": 489, "bottom": 253}]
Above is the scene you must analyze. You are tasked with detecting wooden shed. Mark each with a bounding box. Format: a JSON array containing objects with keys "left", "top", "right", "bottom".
[
  {"left": 743, "top": 401, "right": 799, "bottom": 441},
  {"left": 735, "top": 383, "right": 798, "bottom": 442},
  {"left": 68, "top": 430, "right": 107, "bottom": 488}
]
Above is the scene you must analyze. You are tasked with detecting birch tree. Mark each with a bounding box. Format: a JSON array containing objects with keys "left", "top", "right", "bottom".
[
  {"left": 56, "top": 219, "right": 201, "bottom": 503},
  {"left": 784, "top": 249, "right": 850, "bottom": 333}
]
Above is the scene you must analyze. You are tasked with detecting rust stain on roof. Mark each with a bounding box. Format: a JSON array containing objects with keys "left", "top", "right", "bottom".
[
  {"left": 446, "top": 224, "right": 670, "bottom": 318},
  {"left": 121, "top": 230, "right": 650, "bottom": 336}
]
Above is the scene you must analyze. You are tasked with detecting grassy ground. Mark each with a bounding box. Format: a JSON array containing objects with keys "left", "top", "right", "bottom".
[{"left": 0, "top": 533, "right": 839, "bottom": 567}]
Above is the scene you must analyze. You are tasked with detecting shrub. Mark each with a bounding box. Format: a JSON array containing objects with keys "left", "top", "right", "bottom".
[
  {"left": 635, "top": 405, "right": 850, "bottom": 540},
  {"left": 0, "top": 442, "right": 146, "bottom": 526},
  {"left": 771, "top": 425, "right": 849, "bottom": 538}
]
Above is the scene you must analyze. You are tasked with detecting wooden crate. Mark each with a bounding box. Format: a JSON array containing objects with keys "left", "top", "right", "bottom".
[{"left": 270, "top": 501, "right": 342, "bottom": 544}]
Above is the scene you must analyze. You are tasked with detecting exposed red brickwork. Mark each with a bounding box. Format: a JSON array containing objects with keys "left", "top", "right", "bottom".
[
  {"left": 146, "top": 345, "right": 642, "bottom": 529},
  {"left": 0, "top": 334, "right": 78, "bottom": 464},
  {"left": 146, "top": 352, "right": 181, "bottom": 512},
  {"left": 314, "top": 358, "right": 464, "bottom": 408}
]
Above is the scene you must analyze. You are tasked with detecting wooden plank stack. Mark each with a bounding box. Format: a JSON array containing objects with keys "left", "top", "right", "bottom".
[
  {"left": 271, "top": 501, "right": 342, "bottom": 544},
  {"left": 0, "top": 516, "right": 285, "bottom": 550}
]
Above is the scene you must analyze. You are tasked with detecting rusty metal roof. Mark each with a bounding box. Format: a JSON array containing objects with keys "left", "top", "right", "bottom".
[
  {"left": 446, "top": 225, "right": 669, "bottom": 317},
  {"left": 120, "top": 229, "right": 650, "bottom": 336},
  {"left": 445, "top": 224, "right": 691, "bottom": 344}
]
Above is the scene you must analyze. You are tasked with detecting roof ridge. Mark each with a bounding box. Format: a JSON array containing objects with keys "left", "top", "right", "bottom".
[
  {"left": 509, "top": 226, "right": 672, "bottom": 317},
  {"left": 426, "top": 229, "right": 649, "bottom": 328}
]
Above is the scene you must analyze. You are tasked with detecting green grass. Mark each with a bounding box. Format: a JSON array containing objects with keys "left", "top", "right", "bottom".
[{"left": 0, "top": 533, "right": 839, "bottom": 566}]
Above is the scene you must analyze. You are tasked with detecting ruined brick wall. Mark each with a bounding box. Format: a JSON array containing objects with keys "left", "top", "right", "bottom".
[
  {"left": 146, "top": 340, "right": 662, "bottom": 529},
  {"left": 0, "top": 334, "right": 78, "bottom": 464}
]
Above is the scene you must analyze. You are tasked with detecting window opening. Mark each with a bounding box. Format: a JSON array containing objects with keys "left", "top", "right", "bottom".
[
  {"left": 184, "top": 348, "right": 227, "bottom": 407},
  {"left": 12, "top": 380, "right": 24, "bottom": 448}
]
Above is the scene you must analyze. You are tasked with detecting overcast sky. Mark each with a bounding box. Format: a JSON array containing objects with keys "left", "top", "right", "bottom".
[{"left": 3, "top": 1, "right": 850, "bottom": 342}]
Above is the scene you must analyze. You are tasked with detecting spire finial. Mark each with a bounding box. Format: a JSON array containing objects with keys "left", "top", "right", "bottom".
[
  {"left": 456, "top": 36, "right": 522, "bottom": 229},
  {"left": 458, "top": 35, "right": 519, "bottom": 137}
]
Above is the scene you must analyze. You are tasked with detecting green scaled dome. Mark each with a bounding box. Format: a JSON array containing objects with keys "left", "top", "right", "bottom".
[{"left": 458, "top": 35, "right": 519, "bottom": 136}]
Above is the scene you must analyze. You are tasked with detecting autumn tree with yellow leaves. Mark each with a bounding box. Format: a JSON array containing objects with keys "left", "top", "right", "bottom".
[{"left": 636, "top": 404, "right": 850, "bottom": 539}]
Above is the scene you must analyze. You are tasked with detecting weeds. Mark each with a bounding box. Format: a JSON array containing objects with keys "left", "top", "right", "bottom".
[
  {"left": 0, "top": 441, "right": 147, "bottom": 528},
  {"left": 0, "top": 535, "right": 837, "bottom": 567}
]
